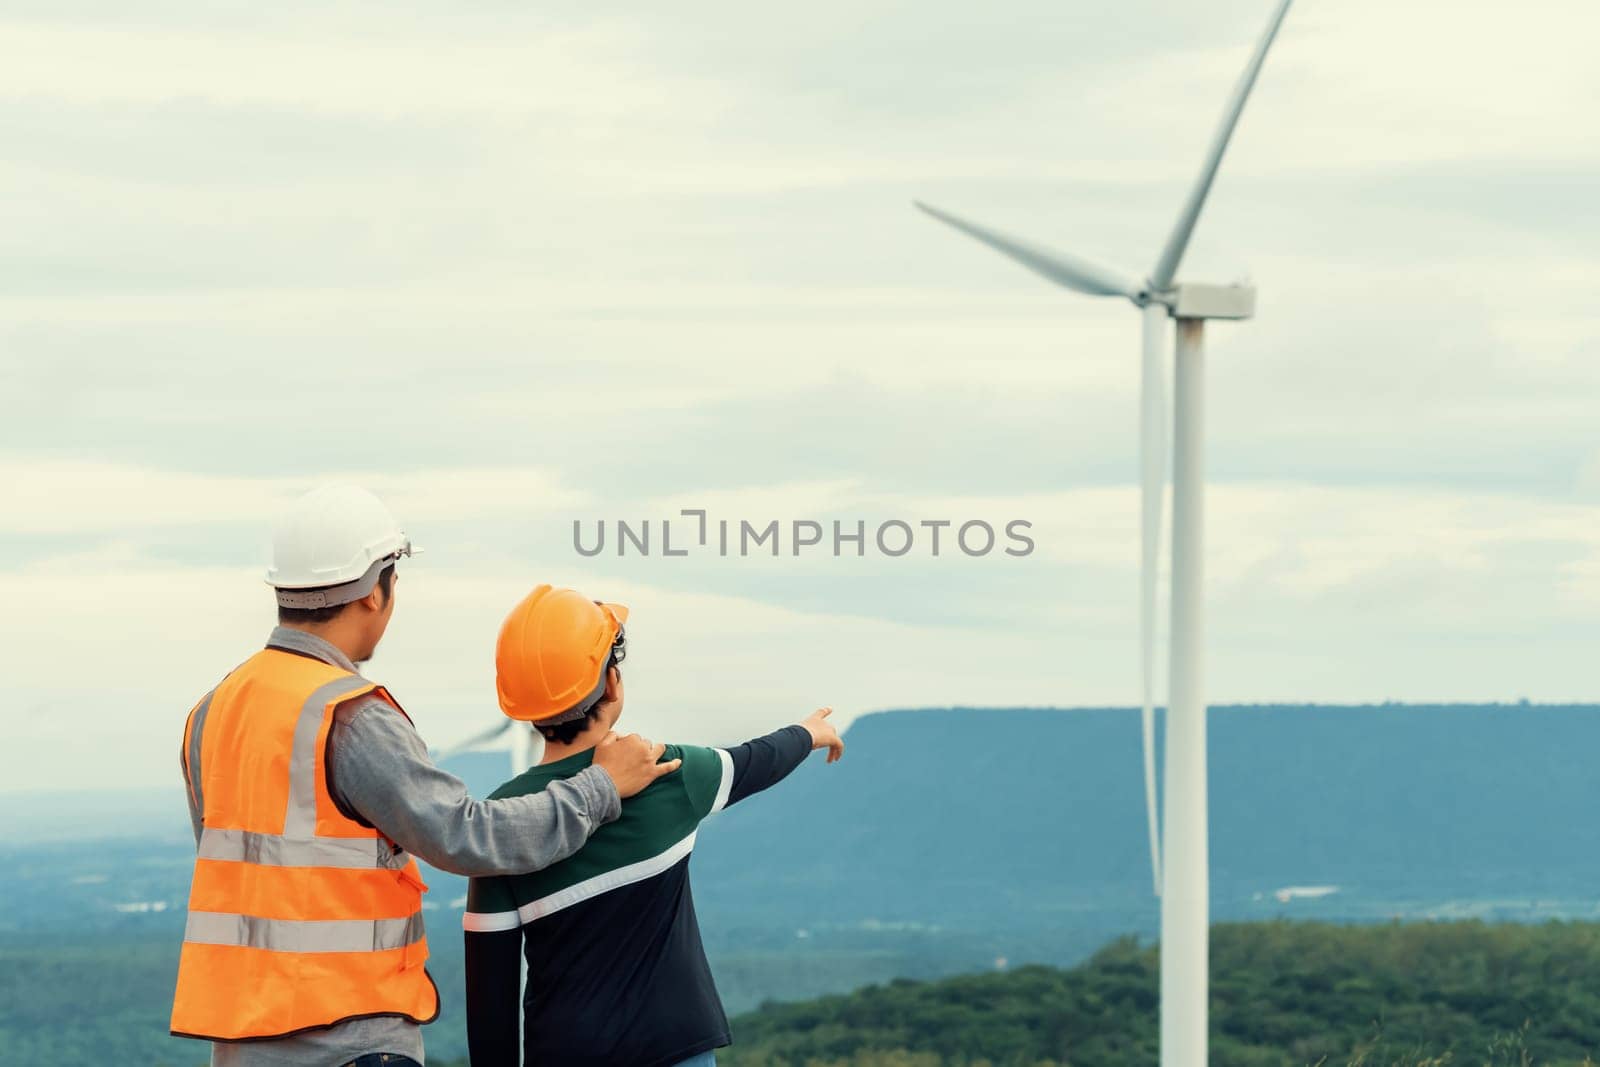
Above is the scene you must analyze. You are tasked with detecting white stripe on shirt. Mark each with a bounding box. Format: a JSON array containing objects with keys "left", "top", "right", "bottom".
[
  {"left": 710, "top": 747, "right": 734, "bottom": 814},
  {"left": 462, "top": 829, "right": 699, "bottom": 932}
]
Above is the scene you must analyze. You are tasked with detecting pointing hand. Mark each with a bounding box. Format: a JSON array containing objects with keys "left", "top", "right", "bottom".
[{"left": 800, "top": 707, "right": 845, "bottom": 764}]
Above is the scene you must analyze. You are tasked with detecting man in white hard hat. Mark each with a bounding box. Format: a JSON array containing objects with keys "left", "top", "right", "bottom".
[{"left": 170, "top": 484, "right": 678, "bottom": 1067}]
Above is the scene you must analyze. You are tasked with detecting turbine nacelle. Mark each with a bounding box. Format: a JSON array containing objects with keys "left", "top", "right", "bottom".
[{"left": 1159, "top": 282, "right": 1256, "bottom": 321}]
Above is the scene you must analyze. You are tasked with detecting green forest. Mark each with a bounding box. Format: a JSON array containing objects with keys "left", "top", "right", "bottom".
[
  {"left": 11, "top": 920, "right": 1600, "bottom": 1065},
  {"left": 706, "top": 921, "right": 1600, "bottom": 1067}
]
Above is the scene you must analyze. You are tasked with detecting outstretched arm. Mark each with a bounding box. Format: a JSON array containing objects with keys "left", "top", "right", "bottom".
[{"left": 723, "top": 708, "right": 845, "bottom": 808}]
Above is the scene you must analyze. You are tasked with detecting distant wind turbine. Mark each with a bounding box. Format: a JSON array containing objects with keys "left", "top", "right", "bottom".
[
  {"left": 433, "top": 719, "right": 538, "bottom": 777},
  {"left": 915, "top": 2, "right": 1294, "bottom": 1064}
]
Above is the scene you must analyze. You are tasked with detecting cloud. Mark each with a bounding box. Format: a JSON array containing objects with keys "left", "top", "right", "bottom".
[
  {"left": 0, "top": 459, "right": 588, "bottom": 535},
  {"left": 1, "top": 0, "right": 1598, "bottom": 790},
  {"left": 0, "top": 20, "right": 709, "bottom": 121}
]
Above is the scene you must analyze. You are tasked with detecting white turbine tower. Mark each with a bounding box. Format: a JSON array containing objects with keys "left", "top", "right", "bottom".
[{"left": 916, "top": 2, "right": 1292, "bottom": 1063}]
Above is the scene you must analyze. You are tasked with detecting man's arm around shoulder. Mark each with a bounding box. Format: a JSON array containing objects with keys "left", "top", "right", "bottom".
[
  {"left": 328, "top": 702, "right": 682, "bottom": 877},
  {"left": 329, "top": 701, "right": 612, "bottom": 877}
]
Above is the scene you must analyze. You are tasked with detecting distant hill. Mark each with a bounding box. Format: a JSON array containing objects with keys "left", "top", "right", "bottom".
[
  {"left": 692, "top": 704, "right": 1600, "bottom": 934},
  {"left": 705, "top": 920, "right": 1600, "bottom": 1067}
]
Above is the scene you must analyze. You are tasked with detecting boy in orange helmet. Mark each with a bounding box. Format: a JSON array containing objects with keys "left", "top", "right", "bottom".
[{"left": 463, "top": 584, "right": 844, "bottom": 1067}]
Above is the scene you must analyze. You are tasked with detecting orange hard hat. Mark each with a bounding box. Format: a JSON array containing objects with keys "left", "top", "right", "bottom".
[{"left": 495, "top": 584, "right": 629, "bottom": 723}]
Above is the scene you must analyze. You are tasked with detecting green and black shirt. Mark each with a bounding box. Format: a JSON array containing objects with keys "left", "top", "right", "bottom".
[{"left": 463, "top": 724, "right": 812, "bottom": 1067}]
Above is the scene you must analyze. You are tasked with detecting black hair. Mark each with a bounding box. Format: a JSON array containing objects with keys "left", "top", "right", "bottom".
[
  {"left": 276, "top": 563, "right": 396, "bottom": 626},
  {"left": 536, "top": 627, "right": 628, "bottom": 745}
]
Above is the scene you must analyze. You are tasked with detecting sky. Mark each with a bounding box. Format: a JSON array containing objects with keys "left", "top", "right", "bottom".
[{"left": 1, "top": 0, "right": 1598, "bottom": 792}]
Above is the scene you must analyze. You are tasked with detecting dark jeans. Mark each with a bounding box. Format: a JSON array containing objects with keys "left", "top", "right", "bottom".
[{"left": 340, "top": 1056, "right": 422, "bottom": 1067}]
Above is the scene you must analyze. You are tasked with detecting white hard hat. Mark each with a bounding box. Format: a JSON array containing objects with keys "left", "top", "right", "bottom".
[{"left": 266, "top": 484, "right": 418, "bottom": 609}]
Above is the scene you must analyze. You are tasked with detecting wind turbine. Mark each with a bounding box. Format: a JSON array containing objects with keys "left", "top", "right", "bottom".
[
  {"left": 915, "top": 2, "right": 1293, "bottom": 1064},
  {"left": 432, "top": 718, "right": 539, "bottom": 777}
]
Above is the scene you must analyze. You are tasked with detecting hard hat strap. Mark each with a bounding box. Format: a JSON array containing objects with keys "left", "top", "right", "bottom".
[{"left": 538, "top": 665, "right": 612, "bottom": 726}]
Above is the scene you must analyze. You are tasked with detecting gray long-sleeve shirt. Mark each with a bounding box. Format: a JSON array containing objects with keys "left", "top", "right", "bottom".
[{"left": 182, "top": 626, "right": 621, "bottom": 1067}]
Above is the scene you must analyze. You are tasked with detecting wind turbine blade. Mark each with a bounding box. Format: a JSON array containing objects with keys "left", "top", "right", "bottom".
[
  {"left": 1140, "top": 303, "right": 1167, "bottom": 898},
  {"left": 1148, "top": 0, "right": 1293, "bottom": 290},
  {"left": 915, "top": 201, "right": 1142, "bottom": 300},
  {"left": 433, "top": 719, "right": 513, "bottom": 762}
]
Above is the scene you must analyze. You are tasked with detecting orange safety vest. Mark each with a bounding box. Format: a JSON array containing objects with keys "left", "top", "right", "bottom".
[{"left": 170, "top": 647, "right": 439, "bottom": 1042}]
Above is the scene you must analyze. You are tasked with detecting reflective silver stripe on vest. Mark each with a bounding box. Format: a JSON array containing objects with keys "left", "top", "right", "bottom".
[
  {"left": 197, "top": 827, "right": 403, "bottom": 870},
  {"left": 283, "top": 673, "right": 372, "bottom": 839},
  {"left": 185, "top": 690, "right": 216, "bottom": 817},
  {"left": 185, "top": 909, "right": 426, "bottom": 954}
]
